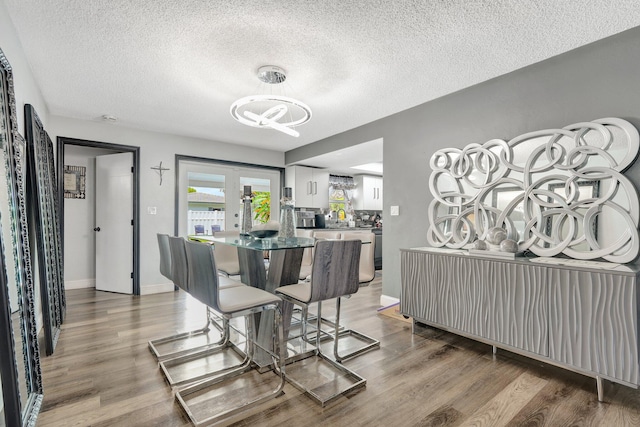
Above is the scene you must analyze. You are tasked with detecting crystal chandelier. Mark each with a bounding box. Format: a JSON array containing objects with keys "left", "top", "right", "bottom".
[{"left": 230, "top": 66, "right": 312, "bottom": 137}]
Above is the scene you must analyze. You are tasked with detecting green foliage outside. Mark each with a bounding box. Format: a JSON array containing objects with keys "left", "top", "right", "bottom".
[
  {"left": 329, "top": 202, "right": 345, "bottom": 212},
  {"left": 187, "top": 187, "right": 197, "bottom": 193},
  {"left": 252, "top": 191, "right": 271, "bottom": 223}
]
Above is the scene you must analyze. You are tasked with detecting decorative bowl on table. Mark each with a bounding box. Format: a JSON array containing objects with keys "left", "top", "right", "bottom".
[
  {"left": 248, "top": 221, "right": 280, "bottom": 239},
  {"left": 248, "top": 229, "right": 279, "bottom": 239}
]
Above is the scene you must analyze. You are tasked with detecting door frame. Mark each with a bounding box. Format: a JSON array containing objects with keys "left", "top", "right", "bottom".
[
  {"left": 56, "top": 137, "right": 141, "bottom": 295},
  {"left": 174, "top": 154, "right": 284, "bottom": 236}
]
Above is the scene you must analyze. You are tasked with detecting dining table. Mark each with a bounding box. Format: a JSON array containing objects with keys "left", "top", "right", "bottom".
[{"left": 195, "top": 234, "right": 315, "bottom": 369}]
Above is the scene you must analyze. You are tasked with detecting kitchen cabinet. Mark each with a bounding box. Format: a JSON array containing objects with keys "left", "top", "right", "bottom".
[
  {"left": 354, "top": 175, "right": 383, "bottom": 210},
  {"left": 285, "top": 166, "right": 329, "bottom": 208}
]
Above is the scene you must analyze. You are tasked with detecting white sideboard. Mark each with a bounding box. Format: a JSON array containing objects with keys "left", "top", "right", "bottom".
[{"left": 400, "top": 248, "right": 640, "bottom": 400}]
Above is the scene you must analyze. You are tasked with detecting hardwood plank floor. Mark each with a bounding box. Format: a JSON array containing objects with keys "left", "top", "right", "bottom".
[{"left": 36, "top": 274, "right": 640, "bottom": 426}]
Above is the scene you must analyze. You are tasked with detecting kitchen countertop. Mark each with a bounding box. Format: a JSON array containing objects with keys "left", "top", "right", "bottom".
[{"left": 298, "top": 226, "right": 382, "bottom": 233}]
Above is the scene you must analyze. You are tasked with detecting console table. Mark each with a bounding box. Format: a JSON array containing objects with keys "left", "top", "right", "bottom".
[{"left": 400, "top": 248, "right": 640, "bottom": 401}]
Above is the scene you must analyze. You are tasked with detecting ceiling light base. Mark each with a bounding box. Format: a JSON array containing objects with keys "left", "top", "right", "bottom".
[{"left": 257, "top": 66, "right": 287, "bottom": 84}]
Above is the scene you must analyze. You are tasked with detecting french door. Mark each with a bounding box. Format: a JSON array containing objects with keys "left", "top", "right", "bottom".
[{"left": 177, "top": 159, "right": 281, "bottom": 237}]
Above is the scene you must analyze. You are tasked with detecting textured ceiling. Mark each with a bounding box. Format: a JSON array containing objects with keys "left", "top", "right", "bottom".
[{"left": 4, "top": 0, "right": 640, "bottom": 156}]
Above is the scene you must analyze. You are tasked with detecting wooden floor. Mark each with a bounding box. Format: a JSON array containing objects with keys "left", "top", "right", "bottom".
[{"left": 37, "top": 274, "right": 640, "bottom": 426}]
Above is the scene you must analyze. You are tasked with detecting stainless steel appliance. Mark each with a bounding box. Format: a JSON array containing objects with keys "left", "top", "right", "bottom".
[{"left": 295, "top": 211, "right": 316, "bottom": 228}]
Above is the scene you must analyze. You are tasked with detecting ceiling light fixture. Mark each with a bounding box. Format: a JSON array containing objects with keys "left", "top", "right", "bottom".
[{"left": 230, "top": 66, "right": 311, "bottom": 138}]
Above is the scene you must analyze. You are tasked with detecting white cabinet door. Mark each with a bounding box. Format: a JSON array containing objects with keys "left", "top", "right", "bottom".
[
  {"left": 370, "top": 176, "right": 383, "bottom": 210},
  {"left": 285, "top": 166, "right": 328, "bottom": 208},
  {"left": 286, "top": 165, "right": 312, "bottom": 207},
  {"left": 355, "top": 175, "right": 383, "bottom": 210},
  {"left": 312, "top": 169, "right": 329, "bottom": 208}
]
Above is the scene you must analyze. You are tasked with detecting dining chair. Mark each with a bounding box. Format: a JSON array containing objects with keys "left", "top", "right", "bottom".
[
  {"left": 274, "top": 239, "right": 379, "bottom": 406},
  {"left": 296, "top": 229, "right": 342, "bottom": 282},
  {"left": 295, "top": 229, "right": 314, "bottom": 280},
  {"left": 148, "top": 234, "right": 242, "bottom": 361},
  {"left": 157, "top": 233, "right": 172, "bottom": 282},
  {"left": 173, "top": 240, "right": 286, "bottom": 426},
  {"left": 342, "top": 231, "right": 376, "bottom": 284},
  {"left": 212, "top": 230, "right": 241, "bottom": 276}
]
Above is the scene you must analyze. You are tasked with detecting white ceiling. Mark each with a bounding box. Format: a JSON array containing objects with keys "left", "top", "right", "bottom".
[{"left": 5, "top": 0, "right": 640, "bottom": 171}]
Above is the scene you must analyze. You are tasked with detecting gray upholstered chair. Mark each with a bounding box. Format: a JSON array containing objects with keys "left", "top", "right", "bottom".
[
  {"left": 274, "top": 239, "right": 379, "bottom": 405},
  {"left": 148, "top": 234, "right": 241, "bottom": 361},
  {"left": 157, "top": 233, "right": 172, "bottom": 282},
  {"left": 297, "top": 230, "right": 342, "bottom": 281},
  {"left": 172, "top": 240, "right": 286, "bottom": 425}
]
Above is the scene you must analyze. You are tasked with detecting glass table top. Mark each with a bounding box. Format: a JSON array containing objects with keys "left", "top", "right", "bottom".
[{"left": 189, "top": 235, "right": 315, "bottom": 251}]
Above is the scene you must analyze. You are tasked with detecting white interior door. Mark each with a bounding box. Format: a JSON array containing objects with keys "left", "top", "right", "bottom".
[{"left": 95, "top": 152, "right": 133, "bottom": 294}]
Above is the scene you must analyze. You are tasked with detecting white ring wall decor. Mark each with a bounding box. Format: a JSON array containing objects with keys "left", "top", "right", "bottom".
[{"left": 427, "top": 118, "right": 640, "bottom": 263}]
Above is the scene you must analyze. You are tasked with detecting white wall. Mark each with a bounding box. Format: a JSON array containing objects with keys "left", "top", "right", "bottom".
[
  {"left": 0, "top": 1, "right": 48, "bottom": 133},
  {"left": 49, "top": 116, "right": 284, "bottom": 294},
  {"left": 3, "top": 0, "right": 285, "bottom": 300},
  {"left": 1, "top": 0, "right": 49, "bottom": 330}
]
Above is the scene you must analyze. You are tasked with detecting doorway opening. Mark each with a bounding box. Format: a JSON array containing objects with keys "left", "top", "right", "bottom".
[{"left": 56, "top": 137, "right": 141, "bottom": 295}]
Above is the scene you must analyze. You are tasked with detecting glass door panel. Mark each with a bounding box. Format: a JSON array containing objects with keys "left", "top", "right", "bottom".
[{"left": 178, "top": 160, "right": 281, "bottom": 237}]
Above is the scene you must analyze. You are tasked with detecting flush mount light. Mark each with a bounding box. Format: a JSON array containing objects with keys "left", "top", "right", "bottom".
[{"left": 230, "top": 66, "right": 312, "bottom": 138}]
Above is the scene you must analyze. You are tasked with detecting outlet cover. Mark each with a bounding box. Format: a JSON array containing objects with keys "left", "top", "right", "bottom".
[
  {"left": 147, "top": 206, "right": 157, "bottom": 215},
  {"left": 390, "top": 206, "right": 399, "bottom": 216}
]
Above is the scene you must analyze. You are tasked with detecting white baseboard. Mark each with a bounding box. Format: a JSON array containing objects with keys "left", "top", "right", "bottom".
[
  {"left": 141, "top": 282, "right": 176, "bottom": 295},
  {"left": 380, "top": 294, "right": 399, "bottom": 308},
  {"left": 65, "top": 279, "right": 95, "bottom": 289}
]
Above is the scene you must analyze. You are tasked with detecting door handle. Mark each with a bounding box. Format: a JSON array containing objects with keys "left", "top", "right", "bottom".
[
  {"left": 313, "top": 181, "right": 317, "bottom": 195},
  {"left": 94, "top": 227, "right": 101, "bottom": 232}
]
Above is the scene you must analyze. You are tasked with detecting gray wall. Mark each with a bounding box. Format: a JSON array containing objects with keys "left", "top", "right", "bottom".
[{"left": 286, "top": 26, "right": 640, "bottom": 301}]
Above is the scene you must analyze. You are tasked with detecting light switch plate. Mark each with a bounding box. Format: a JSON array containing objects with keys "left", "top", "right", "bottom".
[
  {"left": 390, "top": 205, "right": 399, "bottom": 216},
  {"left": 147, "top": 206, "right": 157, "bottom": 215}
]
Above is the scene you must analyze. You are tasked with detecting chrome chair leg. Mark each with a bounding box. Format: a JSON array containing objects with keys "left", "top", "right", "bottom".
[
  {"left": 175, "top": 305, "right": 286, "bottom": 426},
  {"left": 158, "top": 316, "right": 252, "bottom": 388},
  {"left": 148, "top": 307, "right": 229, "bottom": 361},
  {"left": 333, "top": 297, "right": 380, "bottom": 363}
]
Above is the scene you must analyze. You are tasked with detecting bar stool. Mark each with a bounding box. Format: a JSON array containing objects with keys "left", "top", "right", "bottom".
[
  {"left": 342, "top": 231, "right": 376, "bottom": 285},
  {"left": 174, "top": 240, "right": 286, "bottom": 426},
  {"left": 212, "top": 230, "right": 241, "bottom": 277},
  {"left": 148, "top": 234, "right": 242, "bottom": 361},
  {"left": 274, "top": 239, "right": 378, "bottom": 406}
]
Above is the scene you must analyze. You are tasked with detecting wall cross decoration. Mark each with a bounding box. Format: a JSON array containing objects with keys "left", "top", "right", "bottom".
[{"left": 151, "top": 161, "right": 170, "bottom": 186}]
